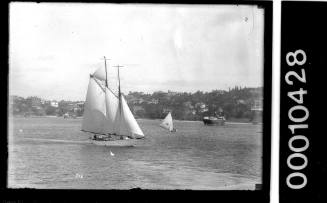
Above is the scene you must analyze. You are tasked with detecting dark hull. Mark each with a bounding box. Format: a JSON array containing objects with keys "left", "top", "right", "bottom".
[{"left": 203, "top": 118, "right": 225, "bottom": 126}]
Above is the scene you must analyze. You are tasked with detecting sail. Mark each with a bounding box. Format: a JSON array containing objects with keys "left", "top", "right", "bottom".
[
  {"left": 93, "top": 66, "right": 107, "bottom": 81},
  {"left": 104, "top": 87, "right": 119, "bottom": 133},
  {"left": 115, "top": 95, "right": 144, "bottom": 138},
  {"left": 160, "top": 112, "right": 174, "bottom": 131},
  {"left": 82, "top": 78, "right": 108, "bottom": 134}
]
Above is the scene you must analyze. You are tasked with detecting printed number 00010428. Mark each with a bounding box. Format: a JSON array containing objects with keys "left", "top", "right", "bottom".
[{"left": 285, "top": 49, "right": 309, "bottom": 190}]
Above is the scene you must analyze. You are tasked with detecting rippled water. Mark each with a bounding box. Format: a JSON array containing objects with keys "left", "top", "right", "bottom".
[{"left": 8, "top": 117, "right": 262, "bottom": 190}]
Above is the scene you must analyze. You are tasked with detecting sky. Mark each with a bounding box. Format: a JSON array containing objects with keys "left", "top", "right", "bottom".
[{"left": 9, "top": 3, "right": 264, "bottom": 101}]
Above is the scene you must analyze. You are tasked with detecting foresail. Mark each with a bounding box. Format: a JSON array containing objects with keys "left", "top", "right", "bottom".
[
  {"left": 160, "top": 112, "right": 173, "bottom": 131},
  {"left": 82, "top": 78, "right": 108, "bottom": 134},
  {"left": 117, "top": 96, "right": 144, "bottom": 138}
]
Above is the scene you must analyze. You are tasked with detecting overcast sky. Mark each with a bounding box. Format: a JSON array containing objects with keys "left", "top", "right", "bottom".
[{"left": 9, "top": 3, "right": 264, "bottom": 101}]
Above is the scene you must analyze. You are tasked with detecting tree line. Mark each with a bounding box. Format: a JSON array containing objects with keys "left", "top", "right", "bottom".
[
  {"left": 10, "top": 86, "right": 263, "bottom": 121},
  {"left": 126, "top": 86, "right": 262, "bottom": 121},
  {"left": 10, "top": 96, "right": 84, "bottom": 117}
]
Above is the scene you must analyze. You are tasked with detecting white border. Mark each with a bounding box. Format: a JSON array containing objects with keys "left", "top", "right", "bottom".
[{"left": 271, "top": 0, "right": 281, "bottom": 203}]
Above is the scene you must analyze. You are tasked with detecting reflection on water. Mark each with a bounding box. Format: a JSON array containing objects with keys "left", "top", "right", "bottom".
[{"left": 8, "top": 117, "right": 262, "bottom": 190}]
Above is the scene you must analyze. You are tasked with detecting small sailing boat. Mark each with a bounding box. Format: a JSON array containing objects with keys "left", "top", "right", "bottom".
[
  {"left": 160, "top": 112, "right": 176, "bottom": 132},
  {"left": 81, "top": 57, "right": 145, "bottom": 147}
]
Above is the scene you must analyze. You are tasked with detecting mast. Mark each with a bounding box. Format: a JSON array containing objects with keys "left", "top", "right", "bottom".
[
  {"left": 103, "top": 56, "right": 110, "bottom": 88},
  {"left": 112, "top": 65, "right": 124, "bottom": 100},
  {"left": 113, "top": 64, "right": 124, "bottom": 134}
]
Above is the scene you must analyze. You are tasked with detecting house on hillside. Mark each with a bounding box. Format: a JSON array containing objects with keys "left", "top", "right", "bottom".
[
  {"left": 148, "top": 99, "right": 159, "bottom": 104},
  {"left": 195, "top": 102, "right": 208, "bottom": 113},
  {"left": 50, "top": 101, "right": 59, "bottom": 107}
]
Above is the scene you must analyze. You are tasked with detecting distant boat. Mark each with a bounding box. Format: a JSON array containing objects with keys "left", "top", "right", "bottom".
[
  {"left": 203, "top": 111, "right": 226, "bottom": 126},
  {"left": 81, "top": 57, "right": 145, "bottom": 147},
  {"left": 160, "top": 112, "right": 176, "bottom": 132},
  {"left": 203, "top": 116, "right": 225, "bottom": 126}
]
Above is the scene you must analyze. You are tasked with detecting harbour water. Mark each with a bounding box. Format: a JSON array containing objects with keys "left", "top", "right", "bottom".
[{"left": 8, "top": 117, "right": 262, "bottom": 190}]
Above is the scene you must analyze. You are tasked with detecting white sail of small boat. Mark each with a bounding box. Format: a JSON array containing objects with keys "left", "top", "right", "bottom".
[
  {"left": 82, "top": 57, "right": 144, "bottom": 146},
  {"left": 160, "top": 112, "right": 176, "bottom": 132}
]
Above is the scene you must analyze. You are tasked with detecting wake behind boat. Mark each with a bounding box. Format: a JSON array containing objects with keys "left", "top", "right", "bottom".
[{"left": 81, "top": 57, "right": 145, "bottom": 147}]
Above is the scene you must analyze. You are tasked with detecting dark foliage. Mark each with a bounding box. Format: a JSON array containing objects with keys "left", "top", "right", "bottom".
[{"left": 9, "top": 86, "right": 262, "bottom": 121}]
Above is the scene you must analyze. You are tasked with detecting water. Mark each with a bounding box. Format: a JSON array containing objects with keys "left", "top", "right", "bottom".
[{"left": 8, "top": 117, "right": 262, "bottom": 190}]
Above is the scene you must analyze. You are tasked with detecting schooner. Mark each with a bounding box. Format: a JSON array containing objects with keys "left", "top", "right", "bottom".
[{"left": 81, "top": 57, "right": 145, "bottom": 146}]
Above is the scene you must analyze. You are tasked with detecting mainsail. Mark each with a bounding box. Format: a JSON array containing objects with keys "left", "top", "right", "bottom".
[
  {"left": 82, "top": 65, "right": 144, "bottom": 138},
  {"left": 81, "top": 77, "right": 108, "bottom": 134},
  {"left": 93, "top": 64, "right": 107, "bottom": 81},
  {"left": 160, "top": 112, "right": 174, "bottom": 132}
]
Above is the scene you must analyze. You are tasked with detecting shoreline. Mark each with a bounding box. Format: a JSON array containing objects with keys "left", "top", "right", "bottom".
[{"left": 10, "top": 115, "right": 259, "bottom": 124}]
